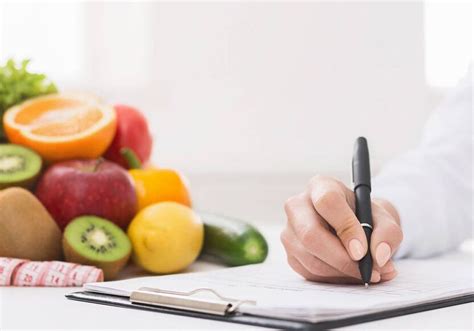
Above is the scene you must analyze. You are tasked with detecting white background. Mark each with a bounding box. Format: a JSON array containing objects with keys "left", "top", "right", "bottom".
[{"left": 0, "top": 1, "right": 471, "bottom": 175}]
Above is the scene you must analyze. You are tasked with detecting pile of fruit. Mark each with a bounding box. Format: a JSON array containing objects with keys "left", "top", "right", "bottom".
[{"left": 0, "top": 60, "right": 268, "bottom": 281}]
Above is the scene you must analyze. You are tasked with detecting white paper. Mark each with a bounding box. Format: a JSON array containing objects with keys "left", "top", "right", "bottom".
[{"left": 84, "top": 251, "right": 473, "bottom": 323}]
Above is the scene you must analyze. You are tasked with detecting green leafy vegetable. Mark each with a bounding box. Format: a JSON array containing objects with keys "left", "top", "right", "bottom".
[{"left": 0, "top": 59, "right": 57, "bottom": 141}]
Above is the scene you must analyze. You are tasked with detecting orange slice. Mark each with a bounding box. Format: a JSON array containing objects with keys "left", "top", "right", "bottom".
[{"left": 3, "top": 94, "right": 117, "bottom": 162}]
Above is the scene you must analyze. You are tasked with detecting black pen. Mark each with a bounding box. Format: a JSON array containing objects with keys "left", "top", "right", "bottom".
[{"left": 352, "top": 137, "right": 373, "bottom": 287}]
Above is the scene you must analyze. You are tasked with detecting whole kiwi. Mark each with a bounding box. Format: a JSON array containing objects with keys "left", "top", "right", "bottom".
[{"left": 0, "top": 187, "right": 62, "bottom": 260}]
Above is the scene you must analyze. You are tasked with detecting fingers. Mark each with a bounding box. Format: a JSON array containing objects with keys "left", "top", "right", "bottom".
[
  {"left": 286, "top": 255, "right": 318, "bottom": 281},
  {"left": 309, "top": 176, "right": 367, "bottom": 261},
  {"left": 287, "top": 255, "right": 396, "bottom": 284},
  {"left": 282, "top": 224, "right": 397, "bottom": 284},
  {"left": 281, "top": 226, "right": 357, "bottom": 279},
  {"left": 287, "top": 255, "right": 377, "bottom": 284},
  {"left": 284, "top": 193, "right": 362, "bottom": 277},
  {"left": 281, "top": 226, "right": 381, "bottom": 282},
  {"left": 370, "top": 202, "right": 403, "bottom": 267},
  {"left": 378, "top": 260, "right": 398, "bottom": 282},
  {"left": 381, "top": 269, "right": 398, "bottom": 282}
]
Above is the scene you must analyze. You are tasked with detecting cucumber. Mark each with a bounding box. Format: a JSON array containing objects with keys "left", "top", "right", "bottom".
[{"left": 199, "top": 212, "right": 268, "bottom": 266}]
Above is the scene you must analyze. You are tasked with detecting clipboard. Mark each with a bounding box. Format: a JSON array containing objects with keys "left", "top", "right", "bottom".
[{"left": 66, "top": 286, "right": 474, "bottom": 330}]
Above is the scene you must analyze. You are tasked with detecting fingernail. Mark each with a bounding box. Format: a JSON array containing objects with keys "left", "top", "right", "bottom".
[
  {"left": 370, "top": 270, "right": 381, "bottom": 283},
  {"left": 349, "top": 239, "right": 365, "bottom": 260},
  {"left": 376, "top": 242, "right": 392, "bottom": 267}
]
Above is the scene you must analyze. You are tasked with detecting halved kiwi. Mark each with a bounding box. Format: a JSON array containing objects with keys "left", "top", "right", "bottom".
[
  {"left": 63, "top": 216, "right": 132, "bottom": 280},
  {"left": 0, "top": 144, "right": 42, "bottom": 189}
]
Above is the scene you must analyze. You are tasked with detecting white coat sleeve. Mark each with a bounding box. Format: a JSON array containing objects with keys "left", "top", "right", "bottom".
[{"left": 372, "top": 69, "right": 473, "bottom": 258}]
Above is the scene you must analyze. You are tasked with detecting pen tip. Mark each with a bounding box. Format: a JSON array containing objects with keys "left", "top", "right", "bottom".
[{"left": 364, "top": 283, "right": 369, "bottom": 289}]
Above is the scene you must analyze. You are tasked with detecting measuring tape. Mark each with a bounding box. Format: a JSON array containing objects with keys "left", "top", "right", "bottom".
[{"left": 0, "top": 258, "right": 103, "bottom": 286}]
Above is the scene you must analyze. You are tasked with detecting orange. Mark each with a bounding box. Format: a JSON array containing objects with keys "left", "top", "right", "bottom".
[
  {"left": 3, "top": 94, "right": 117, "bottom": 162},
  {"left": 128, "top": 168, "right": 192, "bottom": 211}
]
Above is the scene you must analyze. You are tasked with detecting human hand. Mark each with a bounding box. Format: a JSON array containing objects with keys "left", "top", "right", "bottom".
[{"left": 281, "top": 175, "right": 403, "bottom": 284}]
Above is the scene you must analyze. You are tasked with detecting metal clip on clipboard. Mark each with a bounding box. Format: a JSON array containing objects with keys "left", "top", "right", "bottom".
[{"left": 130, "top": 287, "right": 256, "bottom": 316}]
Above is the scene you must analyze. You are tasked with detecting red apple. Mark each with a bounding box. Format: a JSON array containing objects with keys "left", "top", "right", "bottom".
[
  {"left": 35, "top": 159, "right": 138, "bottom": 231},
  {"left": 104, "top": 105, "right": 153, "bottom": 169}
]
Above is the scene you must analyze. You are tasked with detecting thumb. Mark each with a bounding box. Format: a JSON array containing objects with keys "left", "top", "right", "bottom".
[
  {"left": 332, "top": 205, "right": 368, "bottom": 262},
  {"left": 310, "top": 180, "right": 368, "bottom": 261}
]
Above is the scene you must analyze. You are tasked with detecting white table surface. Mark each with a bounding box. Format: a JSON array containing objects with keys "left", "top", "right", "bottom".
[{"left": 1, "top": 174, "right": 472, "bottom": 330}]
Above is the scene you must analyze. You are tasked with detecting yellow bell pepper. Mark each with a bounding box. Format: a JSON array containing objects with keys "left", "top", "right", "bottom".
[{"left": 121, "top": 148, "right": 192, "bottom": 211}]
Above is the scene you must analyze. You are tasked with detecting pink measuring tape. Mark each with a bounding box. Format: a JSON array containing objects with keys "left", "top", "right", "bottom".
[{"left": 0, "top": 258, "right": 103, "bottom": 286}]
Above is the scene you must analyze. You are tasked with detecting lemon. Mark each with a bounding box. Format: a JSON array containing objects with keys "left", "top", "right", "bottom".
[{"left": 127, "top": 202, "right": 203, "bottom": 274}]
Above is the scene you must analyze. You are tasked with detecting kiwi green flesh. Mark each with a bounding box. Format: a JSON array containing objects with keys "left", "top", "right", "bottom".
[
  {"left": 64, "top": 216, "right": 131, "bottom": 263},
  {"left": 0, "top": 144, "right": 42, "bottom": 186}
]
